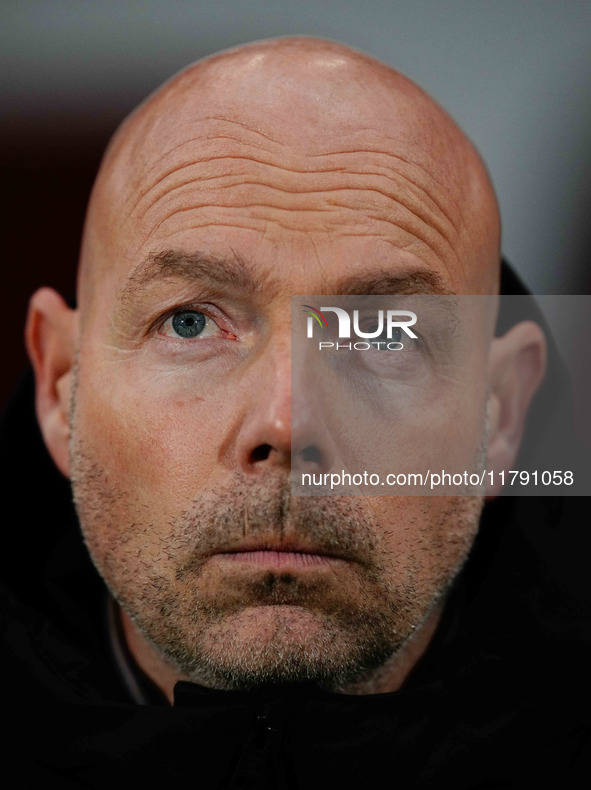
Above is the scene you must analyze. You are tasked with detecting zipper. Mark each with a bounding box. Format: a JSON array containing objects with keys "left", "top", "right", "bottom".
[{"left": 225, "top": 696, "right": 296, "bottom": 789}]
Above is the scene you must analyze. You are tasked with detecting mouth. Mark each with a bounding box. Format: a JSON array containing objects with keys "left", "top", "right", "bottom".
[{"left": 211, "top": 539, "right": 348, "bottom": 570}]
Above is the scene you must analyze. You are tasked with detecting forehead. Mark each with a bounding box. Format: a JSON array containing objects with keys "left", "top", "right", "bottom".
[{"left": 87, "top": 65, "right": 492, "bottom": 306}]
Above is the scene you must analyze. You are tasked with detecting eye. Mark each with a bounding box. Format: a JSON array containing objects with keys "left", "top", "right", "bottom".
[{"left": 159, "top": 310, "right": 220, "bottom": 339}]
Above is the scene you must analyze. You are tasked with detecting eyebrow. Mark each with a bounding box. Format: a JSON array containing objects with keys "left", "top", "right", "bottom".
[
  {"left": 119, "top": 248, "right": 453, "bottom": 304},
  {"left": 119, "top": 249, "right": 265, "bottom": 302},
  {"left": 331, "top": 270, "right": 453, "bottom": 296}
]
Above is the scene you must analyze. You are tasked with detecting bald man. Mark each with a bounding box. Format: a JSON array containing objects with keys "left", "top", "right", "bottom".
[{"left": 2, "top": 37, "right": 589, "bottom": 789}]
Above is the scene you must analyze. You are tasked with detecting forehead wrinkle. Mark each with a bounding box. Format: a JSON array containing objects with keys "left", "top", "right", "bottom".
[
  {"left": 136, "top": 138, "right": 451, "bottom": 195},
  {"left": 130, "top": 162, "right": 460, "bottom": 269},
  {"left": 120, "top": 134, "right": 290, "bottom": 223},
  {"left": 135, "top": 153, "right": 459, "bottom": 248},
  {"left": 310, "top": 144, "right": 452, "bottom": 199},
  {"left": 308, "top": 147, "right": 462, "bottom": 236},
  {"left": 146, "top": 200, "right": 455, "bottom": 273},
  {"left": 129, "top": 131, "right": 462, "bottom": 234},
  {"left": 114, "top": 107, "right": 295, "bottom": 216},
  {"left": 142, "top": 174, "right": 457, "bottom": 230},
  {"left": 206, "top": 114, "right": 284, "bottom": 144},
  {"left": 152, "top": 215, "right": 447, "bottom": 279},
  {"left": 326, "top": 233, "right": 463, "bottom": 284},
  {"left": 135, "top": 154, "right": 377, "bottom": 213},
  {"left": 309, "top": 139, "right": 490, "bottom": 257},
  {"left": 120, "top": 113, "right": 465, "bottom": 238}
]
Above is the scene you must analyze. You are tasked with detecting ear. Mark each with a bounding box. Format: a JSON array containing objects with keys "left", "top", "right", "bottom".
[
  {"left": 486, "top": 321, "right": 546, "bottom": 497},
  {"left": 25, "top": 288, "right": 78, "bottom": 478}
]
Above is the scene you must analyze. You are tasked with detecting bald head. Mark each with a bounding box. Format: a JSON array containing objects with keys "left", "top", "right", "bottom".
[{"left": 78, "top": 37, "right": 500, "bottom": 315}]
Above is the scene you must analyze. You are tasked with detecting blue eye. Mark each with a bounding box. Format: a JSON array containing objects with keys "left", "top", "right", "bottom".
[
  {"left": 159, "top": 309, "right": 221, "bottom": 340},
  {"left": 171, "top": 311, "right": 206, "bottom": 338}
]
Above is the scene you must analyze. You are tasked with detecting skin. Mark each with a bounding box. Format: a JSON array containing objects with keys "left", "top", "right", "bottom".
[{"left": 26, "top": 38, "right": 546, "bottom": 703}]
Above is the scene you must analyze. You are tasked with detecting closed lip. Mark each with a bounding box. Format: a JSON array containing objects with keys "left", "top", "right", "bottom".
[{"left": 210, "top": 538, "right": 348, "bottom": 562}]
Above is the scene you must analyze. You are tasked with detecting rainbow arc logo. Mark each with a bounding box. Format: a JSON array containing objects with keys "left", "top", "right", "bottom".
[{"left": 302, "top": 305, "right": 328, "bottom": 330}]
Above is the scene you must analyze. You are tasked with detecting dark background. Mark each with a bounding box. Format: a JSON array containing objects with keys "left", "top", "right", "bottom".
[{"left": 3, "top": 1, "right": 591, "bottom": 408}]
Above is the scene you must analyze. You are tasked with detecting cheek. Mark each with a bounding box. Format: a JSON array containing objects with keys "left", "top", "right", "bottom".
[
  {"left": 369, "top": 496, "right": 481, "bottom": 582},
  {"left": 331, "top": 381, "right": 487, "bottom": 478},
  {"left": 318, "top": 345, "right": 489, "bottom": 478},
  {"left": 75, "top": 364, "right": 234, "bottom": 505},
  {"left": 72, "top": 366, "right": 239, "bottom": 583}
]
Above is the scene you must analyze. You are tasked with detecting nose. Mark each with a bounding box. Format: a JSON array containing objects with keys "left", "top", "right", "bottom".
[{"left": 235, "top": 339, "right": 336, "bottom": 476}]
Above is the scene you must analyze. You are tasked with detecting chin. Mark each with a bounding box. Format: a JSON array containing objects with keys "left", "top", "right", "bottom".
[{"left": 156, "top": 604, "right": 400, "bottom": 692}]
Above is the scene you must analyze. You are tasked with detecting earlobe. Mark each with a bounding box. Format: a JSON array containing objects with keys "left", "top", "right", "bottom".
[
  {"left": 486, "top": 321, "right": 547, "bottom": 497},
  {"left": 25, "top": 288, "right": 78, "bottom": 478}
]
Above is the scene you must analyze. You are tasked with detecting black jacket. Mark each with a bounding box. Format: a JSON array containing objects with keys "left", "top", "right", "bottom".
[{"left": 1, "top": 263, "right": 590, "bottom": 788}]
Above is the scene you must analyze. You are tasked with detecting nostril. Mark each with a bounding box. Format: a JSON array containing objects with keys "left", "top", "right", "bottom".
[
  {"left": 251, "top": 444, "right": 273, "bottom": 462},
  {"left": 301, "top": 445, "right": 322, "bottom": 465}
]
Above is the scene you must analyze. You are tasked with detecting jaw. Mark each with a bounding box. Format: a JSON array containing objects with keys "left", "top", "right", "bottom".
[{"left": 120, "top": 593, "right": 447, "bottom": 698}]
